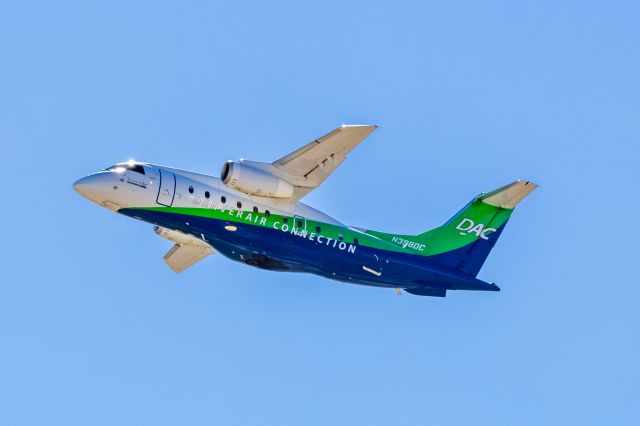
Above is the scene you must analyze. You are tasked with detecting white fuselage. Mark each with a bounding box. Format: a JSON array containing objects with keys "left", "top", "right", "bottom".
[{"left": 74, "top": 162, "right": 342, "bottom": 226}]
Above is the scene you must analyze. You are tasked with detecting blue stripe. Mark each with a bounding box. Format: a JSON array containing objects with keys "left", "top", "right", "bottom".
[{"left": 119, "top": 208, "right": 499, "bottom": 293}]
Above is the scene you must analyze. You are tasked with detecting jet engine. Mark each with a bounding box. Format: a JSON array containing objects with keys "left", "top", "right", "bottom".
[{"left": 220, "top": 161, "right": 294, "bottom": 199}]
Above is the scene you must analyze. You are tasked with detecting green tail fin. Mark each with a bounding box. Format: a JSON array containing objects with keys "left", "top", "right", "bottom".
[{"left": 416, "top": 180, "right": 537, "bottom": 275}]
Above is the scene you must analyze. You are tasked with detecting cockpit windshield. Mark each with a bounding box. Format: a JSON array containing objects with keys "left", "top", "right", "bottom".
[{"left": 105, "top": 163, "right": 146, "bottom": 175}]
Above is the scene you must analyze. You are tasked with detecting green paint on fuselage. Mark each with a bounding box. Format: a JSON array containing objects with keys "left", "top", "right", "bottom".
[{"left": 135, "top": 197, "right": 513, "bottom": 257}]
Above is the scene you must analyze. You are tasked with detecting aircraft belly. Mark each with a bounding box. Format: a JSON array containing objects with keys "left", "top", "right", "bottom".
[{"left": 118, "top": 208, "right": 493, "bottom": 291}]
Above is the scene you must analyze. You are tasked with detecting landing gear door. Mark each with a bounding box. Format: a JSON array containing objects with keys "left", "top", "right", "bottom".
[{"left": 156, "top": 169, "right": 176, "bottom": 207}]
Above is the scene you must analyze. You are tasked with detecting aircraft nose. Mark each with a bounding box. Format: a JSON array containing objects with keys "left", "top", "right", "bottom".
[
  {"left": 73, "top": 177, "right": 88, "bottom": 194},
  {"left": 73, "top": 173, "right": 108, "bottom": 202}
]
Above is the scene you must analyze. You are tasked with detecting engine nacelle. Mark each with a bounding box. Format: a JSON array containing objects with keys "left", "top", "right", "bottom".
[
  {"left": 154, "top": 226, "right": 209, "bottom": 248},
  {"left": 221, "top": 161, "right": 294, "bottom": 199}
]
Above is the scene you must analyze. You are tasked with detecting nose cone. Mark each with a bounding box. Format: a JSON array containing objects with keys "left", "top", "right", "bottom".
[
  {"left": 73, "top": 176, "right": 89, "bottom": 196},
  {"left": 73, "top": 173, "right": 110, "bottom": 204},
  {"left": 74, "top": 175, "right": 95, "bottom": 197}
]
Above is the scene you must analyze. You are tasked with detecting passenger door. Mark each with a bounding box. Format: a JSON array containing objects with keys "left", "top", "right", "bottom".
[{"left": 156, "top": 169, "right": 176, "bottom": 207}]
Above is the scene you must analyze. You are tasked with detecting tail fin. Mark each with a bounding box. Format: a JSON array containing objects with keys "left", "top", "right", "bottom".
[{"left": 417, "top": 180, "right": 537, "bottom": 276}]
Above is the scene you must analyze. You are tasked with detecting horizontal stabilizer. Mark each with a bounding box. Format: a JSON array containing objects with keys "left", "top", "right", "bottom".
[{"left": 479, "top": 180, "right": 538, "bottom": 209}]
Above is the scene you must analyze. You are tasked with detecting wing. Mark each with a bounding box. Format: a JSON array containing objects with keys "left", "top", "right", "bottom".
[
  {"left": 163, "top": 244, "right": 215, "bottom": 273},
  {"left": 154, "top": 226, "right": 215, "bottom": 273},
  {"left": 272, "top": 124, "right": 377, "bottom": 200}
]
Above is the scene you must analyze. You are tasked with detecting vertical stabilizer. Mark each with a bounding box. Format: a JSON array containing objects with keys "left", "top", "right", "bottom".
[{"left": 416, "top": 181, "right": 537, "bottom": 276}]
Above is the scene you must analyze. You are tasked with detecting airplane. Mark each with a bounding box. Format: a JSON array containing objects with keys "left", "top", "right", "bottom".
[{"left": 73, "top": 125, "right": 536, "bottom": 297}]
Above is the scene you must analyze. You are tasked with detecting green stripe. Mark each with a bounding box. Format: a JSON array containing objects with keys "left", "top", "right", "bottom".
[{"left": 135, "top": 200, "right": 511, "bottom": 256}]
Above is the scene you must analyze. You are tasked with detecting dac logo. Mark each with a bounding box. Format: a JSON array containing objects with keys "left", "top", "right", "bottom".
[{"left": 456, "top": 218, "right": 496, "bottom": 240}]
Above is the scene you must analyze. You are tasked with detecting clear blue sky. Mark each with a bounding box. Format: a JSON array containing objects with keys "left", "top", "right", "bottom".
[{"left": 1, "top": 1, "right": 638, "bottom": 424}]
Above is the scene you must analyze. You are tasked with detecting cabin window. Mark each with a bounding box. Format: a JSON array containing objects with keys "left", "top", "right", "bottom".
[
  {"left": 253, "top": 206, "right": 258, "bottom": 213},
  {"left": 354, "top": 238, "right": 359, "bottom": 245},
  {"left": 237, "top": 201, "right": 242, "bottom": 209},
  {"left": 338, "top": 233, "right": 344, "bottom": 241},
  {"left": 283, "top": 217, "right": 288, "bottom": 224},
  {"left": 265, "top": 210, "right": 270, "bottom": 217},
  {"left": 297, "top": 219, "right": 303, "bottom": 228},
  {"left": 188, "top": 186, "right": 194, "bottom": 194},
  {"left": 204, "top": 191, "right": 210, "bottom": 199},
  {"left": 315, "top": 226, "right": 321, "bottom": 233},
  {"left": 221, "top": 196, "right": 226, "bottom": 203}
]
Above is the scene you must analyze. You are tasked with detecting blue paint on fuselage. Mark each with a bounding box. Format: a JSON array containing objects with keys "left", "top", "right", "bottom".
[
  {"left": 427, "top": 224, "right": 508, "bottom": 277},
  {"left": 119, "top": 208, "right": 499, "bottom": 293}
]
